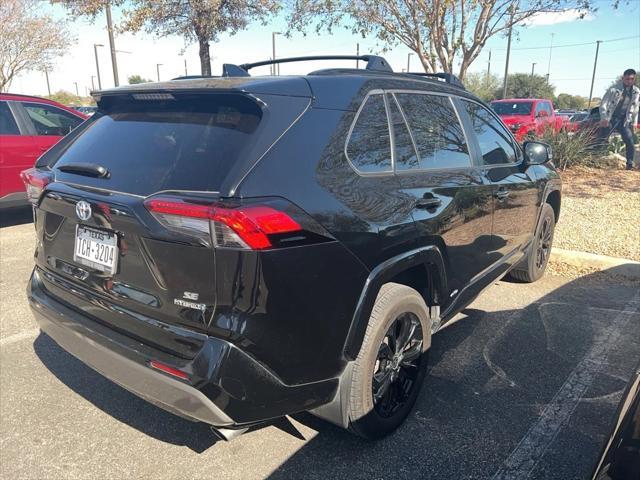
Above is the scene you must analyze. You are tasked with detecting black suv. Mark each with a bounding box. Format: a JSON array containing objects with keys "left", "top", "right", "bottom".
[{"left": 25, "top": 55, "right": 561, "bottom": 440}]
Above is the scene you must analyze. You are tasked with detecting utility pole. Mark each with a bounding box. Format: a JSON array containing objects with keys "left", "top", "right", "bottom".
[
  {"left": 271, "top": 32, "right": 281, "bottom": 75},
  {"left": 356, "top": 43, "right": 359, "bottom": 69},
  {"left": 94, "top": 44, "right": 103, "bottom": 90},
  {"left": 486, "top": 49, "right": 492, "bottom": 87},
  {"left": 44, "top": 68, "right": 51, "bottom": 96},
  {"left": 91, "top": 76, "right": 96, "bottom": 91},
  {"left": 502, "top": 4, "right": 515, "bottom": 99},
  {"left": 546, "top": 33, "right": 554, "bottom": 84},
  {"left": 156, "top": 64, "right": 162, "bottom": 82},
  {"left": 588, "top": 40, "right": 602, "bottom": 108},
  {"left": 105, "top": 2, "right": 119, "bottom": 86},
  {"left": 184, "top": 59, "right": 188, "bottom": 76},
  {"left": 74, "top": 82, "right": 79, "bottom": 96},
  {"left": 407, "top": 52, "right": 414, "bottom": 72},
  {"left": 529, "top": 62, "right": 536, "bottom": 97}
]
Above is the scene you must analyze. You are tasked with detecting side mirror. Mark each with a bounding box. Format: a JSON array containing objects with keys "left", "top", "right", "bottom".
[{"left": 523, "top": 141, "right": 552, "bottom": 165}]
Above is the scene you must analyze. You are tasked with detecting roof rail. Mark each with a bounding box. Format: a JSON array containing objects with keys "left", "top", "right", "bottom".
[
  {"left": 406, "top": 72, "right": 465, "bottom": 89},
  {"left": 171, "top": 75, "right": 215, "bottom": 80},
  {"left": 222, "top": 55, "right": 393, "bottom": 77}
]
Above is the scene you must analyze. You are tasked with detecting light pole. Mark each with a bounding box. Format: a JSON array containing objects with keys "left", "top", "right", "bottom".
[
  {"left": 94, "top": 44, "right": 104, "bottom": 90},
  {"left": 272, "top": 32, "right": 281, "bottom": 75},
  {"left": 184, "top": 59, "right": 188, "bottom": 76},
  {"left": 546, "top": 33, "right": 554, "bottom": 84},
  {"left": 502, "top": 2, "right": 516, "bottom": 98},
  {"left": 91, "top": 76, "right": 96, "bottom": 91},
  {"left": 105, "top": 3, "right": 119, "bottom": 86},
  {"left": 44, "top": 68, "right": 51, "bottom": 96},
  {"left": 156, "top": 63, "right": 163, "bottom": 82},
  {"left": 356, "top": 43, "right": 360, "bottom": 69},
  {"left": 529, "top": 62, "right": 536, "bottom": 97},
  {"left": 74, "top": 82, "right": 79, "bottom": 96},
  {"left": 407, "top": 52, "right": 414, "bottom": 72}
]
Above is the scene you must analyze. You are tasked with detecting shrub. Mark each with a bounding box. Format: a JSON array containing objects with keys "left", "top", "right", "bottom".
[{"left": 534, "top": 126, "right": 606, "bottom": 170}]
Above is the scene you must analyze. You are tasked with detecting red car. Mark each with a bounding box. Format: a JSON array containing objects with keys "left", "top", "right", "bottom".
[
  {"left": 0, "top": 94, "right": 87, "bottom": 208},
  {"left": 490, "top": 98, "right": 565, "bottom": 141}
]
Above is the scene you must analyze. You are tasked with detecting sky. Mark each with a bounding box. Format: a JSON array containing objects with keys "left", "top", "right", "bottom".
[{"left": 8, "top": 1, "right": 640, "bottom": 99}]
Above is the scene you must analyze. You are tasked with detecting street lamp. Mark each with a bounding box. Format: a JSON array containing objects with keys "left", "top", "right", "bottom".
[
  {"left": 74, "top": 82, "right": 79, "bottom": 96},
  {"left": 407, "top": 52, "right": 414, "bottom": 72},
  {"left": 91, "top": 76, "right": 96, "bottom": 91},
  {"left": 93, "top": 44, "right": 104, "bottom": 90},
  {"left": 530, "top": 62, "right": 537, "bottom": 97},
  {"left": 272, "top": 32, "right": 281, "bottom": 75},
  {"left": 156, "top": 63, "right": 163, "bottom": 82}
]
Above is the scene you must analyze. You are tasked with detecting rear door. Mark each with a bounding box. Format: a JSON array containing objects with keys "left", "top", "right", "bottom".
[
  {"left": 388, "top": 91, "right": 495, "bottom": 309},
  {"left": 0, "top": 100, "right": 33, "bottom": 201},
  {"left": 31, "top": 92, "right": 310, "bottom": 358},
  {"left": 19, "top": 101, "right": 85, "bottom": 155},
  {"left": 459, "top": 99, "right": 539, "bottom": 261}
]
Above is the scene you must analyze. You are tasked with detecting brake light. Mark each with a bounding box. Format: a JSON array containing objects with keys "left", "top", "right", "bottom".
[
  {"left": 149, "top": 360, "right": 189, "bottom": 380},
  {"left": 144, "top": 197, "right": 302, "bottom": 250},
  {"left": 20, "top": 168, "right": 52, "bottom": 204}
]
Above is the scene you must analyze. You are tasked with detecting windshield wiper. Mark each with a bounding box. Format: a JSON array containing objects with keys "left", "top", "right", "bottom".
[{"left": 57, "top": 163, "right": 110, "bottom": 178}]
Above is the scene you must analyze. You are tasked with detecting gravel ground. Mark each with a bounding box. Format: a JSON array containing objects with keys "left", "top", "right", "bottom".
[{"left": 554, "top": 166, "right": 640, "bottom": 261}]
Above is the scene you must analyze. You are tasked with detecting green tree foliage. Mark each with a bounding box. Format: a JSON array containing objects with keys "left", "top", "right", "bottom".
[
  {"left": 496, "top": 73, "right": 555, "bottom": 100},
  {"left": 464, "top": 72, "right": 501, "bottom": 102},
  {"left": 554, "top": 93, "right": 587, "bottom": 109},
  {"left": 1, "top": 0, "right": 74, "bottom": 91},
  {"left": 46, "top": 90, "right": 93, "bottom": 106},
  {"left": 288, "top": 0, "right": 600, "bottom": 80},
  {"left": 128, "top": 74, "right": 152, "bottom": 84}
]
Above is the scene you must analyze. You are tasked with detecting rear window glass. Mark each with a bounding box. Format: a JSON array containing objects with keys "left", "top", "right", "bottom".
[
  {"left": 346, "top": 94, "right": 392, "bottom": 174},
  {"left": 52, "top": 94, "right": 266, "bottom": 195}
]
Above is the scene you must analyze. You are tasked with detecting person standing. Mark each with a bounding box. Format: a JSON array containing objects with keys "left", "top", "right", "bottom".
[{"left": 599, "top": 68, "right": 639, "bottom": 170}]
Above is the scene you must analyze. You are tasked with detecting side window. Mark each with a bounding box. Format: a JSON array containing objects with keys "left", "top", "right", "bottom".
[
  {"left": 463, "top": 100, "right": 517, "bottom": 165},
  {"left": 394, "top": 93, "right": 471, "bottom": 170},
  {"left": 0, "top": 101, "right": 20, "bottom": 135},
  {"left": 545, "top": 102, "right": 554, "bottom": 116},
  {"left": 387, "top": 95, "right": 419, "bottom": 170},
  {"left": 346, "top": 94, "right": 392, "bottom": 174},
  {"left": 21, "top": 102, "right": 83, "bottom": 136}
]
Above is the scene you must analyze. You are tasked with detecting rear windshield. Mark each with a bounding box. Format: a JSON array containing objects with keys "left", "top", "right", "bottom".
[
  {"left": 490, "top": 102, "right": 533, "bottom": 115},
  {"left": 51, "top": 93, "right": 298, "bottom": 196}
]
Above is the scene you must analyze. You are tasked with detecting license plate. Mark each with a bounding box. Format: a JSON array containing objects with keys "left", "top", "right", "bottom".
[{"left": 73, "top": 225, "right": 118, "bottom": 274}]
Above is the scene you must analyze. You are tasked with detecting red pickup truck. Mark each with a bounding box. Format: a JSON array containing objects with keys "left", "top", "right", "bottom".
[{"left": 490, "top": 98, "right": 566, "bottom": 141}]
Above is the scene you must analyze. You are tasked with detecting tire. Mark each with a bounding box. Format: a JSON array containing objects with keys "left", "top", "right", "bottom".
[
  {"left": 347, "top": 283, "right": 432, "bottom": 440},
  {"left": 509, "top": 203, "right": 555, "bottom": 283}
]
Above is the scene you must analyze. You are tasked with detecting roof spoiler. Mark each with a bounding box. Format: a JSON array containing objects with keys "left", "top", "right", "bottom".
[{"left": 222, "top": 55, "right": 393, "bottom": 77}]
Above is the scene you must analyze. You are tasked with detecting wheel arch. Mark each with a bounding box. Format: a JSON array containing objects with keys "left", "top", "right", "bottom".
[{"left": 342, "top": 246, "right": 447, "bottom": 361}]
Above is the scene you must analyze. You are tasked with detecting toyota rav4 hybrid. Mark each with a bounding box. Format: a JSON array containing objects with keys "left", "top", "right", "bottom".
[{"left": 24, "top": 55, "right": 561, "bottom": 440}]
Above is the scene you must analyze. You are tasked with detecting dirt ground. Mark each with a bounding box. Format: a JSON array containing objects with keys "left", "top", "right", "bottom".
[{"left": 553, "top": 166, "right": 640, "bottom": 262}]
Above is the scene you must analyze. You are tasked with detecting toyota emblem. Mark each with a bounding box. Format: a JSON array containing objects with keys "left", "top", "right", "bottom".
[{"left": 76, "top": 201, "right": 92, "bottom": 221}]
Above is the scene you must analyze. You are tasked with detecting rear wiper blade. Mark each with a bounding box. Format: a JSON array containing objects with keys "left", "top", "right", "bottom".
[{"left": 57, "top": 163, "right": 110, "bottom": 178}]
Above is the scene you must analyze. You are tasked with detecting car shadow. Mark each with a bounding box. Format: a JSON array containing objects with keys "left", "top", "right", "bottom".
[
  {"left": 0, "top": 206, "right": 33, "bottom": 227},
  {"left": 32, "top": 266, "right": 639, "bottom": 477}
]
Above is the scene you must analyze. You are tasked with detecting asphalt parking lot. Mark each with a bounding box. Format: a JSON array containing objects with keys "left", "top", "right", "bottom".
[{"left": 1, "top": 207, "right": 639, "bottom": 480}]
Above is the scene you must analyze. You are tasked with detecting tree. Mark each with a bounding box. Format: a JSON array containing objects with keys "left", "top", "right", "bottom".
[
  {"left": 120, "top": 0, "right": 280, "bottom": 75},
  {"left": 464, "top": 72, "right": 501, "bottom": 102},
  {"left": 288, "top": 0, "right": 598, "bottom": 80},
  {"left": 0, "top": 0, "right": 73, "bottom": 91},
  {"left": 554, "top": 93, "right": 587, "bottom": 109},
  {"left": 128, "top": 74, "right": 152, "bottom": 84},
  {"left": 494, "top": 73, "right": 555, "bottom": 99}
]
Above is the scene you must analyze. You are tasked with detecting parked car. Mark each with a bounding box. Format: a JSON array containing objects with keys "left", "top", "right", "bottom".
[
  {"left": 491, "top": 98, "right": 566, "bottom": 140},
  {"left": 75, "top": 105, "right": 98, "bottom": 116},
  {"left": 24, "top": 55, "right": 561, "bottom": 441},
  {"left": 0, "top": 94, "right": 87, "bottom": 209},
  {"left": 566, "top": 111, "right": 589, "bottom": 133},
  {"left": 592, "top": 367, "right": 640, "bottom": 479}
]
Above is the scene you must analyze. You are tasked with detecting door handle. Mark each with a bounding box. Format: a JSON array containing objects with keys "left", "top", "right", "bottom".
[
  {"left": 494, "top": 189, "right": 510, "bottom": 200},
  {"left": 414, "top": 197, "right": 442, "bottom": 210}
]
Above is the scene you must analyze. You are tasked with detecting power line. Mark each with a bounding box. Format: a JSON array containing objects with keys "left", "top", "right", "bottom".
[{"left": 492, "top": 34, "right": 639, "bottom": 52}]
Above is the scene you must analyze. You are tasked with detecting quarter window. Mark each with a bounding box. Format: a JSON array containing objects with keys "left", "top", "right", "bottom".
[
  {"left": 463, "top": 100, "right": 517, "bottom": 165},
  {"left": 21, "top": 102, "right": 83, "bottom": 136},
  {"left": 0, "top": 102, "right": 20, "bottom": 135},
  {"left": 388, "top": 95, "right": 419, "bottom": 170},
  {"left": 394, "top": 93, "right": 471, "bottom": 170},
  {"left": 346, "top": 94, "right": 392, "bottom": 174}
]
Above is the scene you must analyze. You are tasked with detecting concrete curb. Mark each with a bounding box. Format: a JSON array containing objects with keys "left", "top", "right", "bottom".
[{"left": 550, "top": 247, "right": 640, "bottom": 279}]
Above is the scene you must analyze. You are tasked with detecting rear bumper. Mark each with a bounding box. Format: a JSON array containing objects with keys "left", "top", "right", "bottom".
[{"left": 28, "top": 267, "right": 337, "bottom": 428}]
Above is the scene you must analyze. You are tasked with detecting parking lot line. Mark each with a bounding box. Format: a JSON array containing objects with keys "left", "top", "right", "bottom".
[{"left": 491, "top": 291, "right": 640, "bottom": 480}]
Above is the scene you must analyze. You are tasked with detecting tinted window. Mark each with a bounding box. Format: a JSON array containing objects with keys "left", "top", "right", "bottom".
[
  {"left": 53, "top": 94, "right": 267, "bottom": 195},
  {"left": 0, "top": 102, "right": 19, "bottom": 135},
  {"left": 21, "top": 102, "right": 83, "bottom": 136},
  {"left": 464, "top": 101, "right": 517, "bottom": 165},
  {"left": 395, "top": 93, "right": 471, "bottom": 170},
  {"left": 388, "top": 96, "right": 419, "bottom": 170},
  {"left": 347, "top": 94, "right": 392, "bottom": 174},
  {"left": 491, "top": 102, "right": 533, "bottom": 115}
]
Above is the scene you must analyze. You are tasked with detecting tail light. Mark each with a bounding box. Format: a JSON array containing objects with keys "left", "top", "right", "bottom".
[
  {"left": 144, "top": 197, "right": 303, "bottom": 250},
  {"left": 20, "top": 168, "right": 52, "bottom": 204},
  {"left": 149, "top": 360, "right": 189, "bottom": 381}
]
